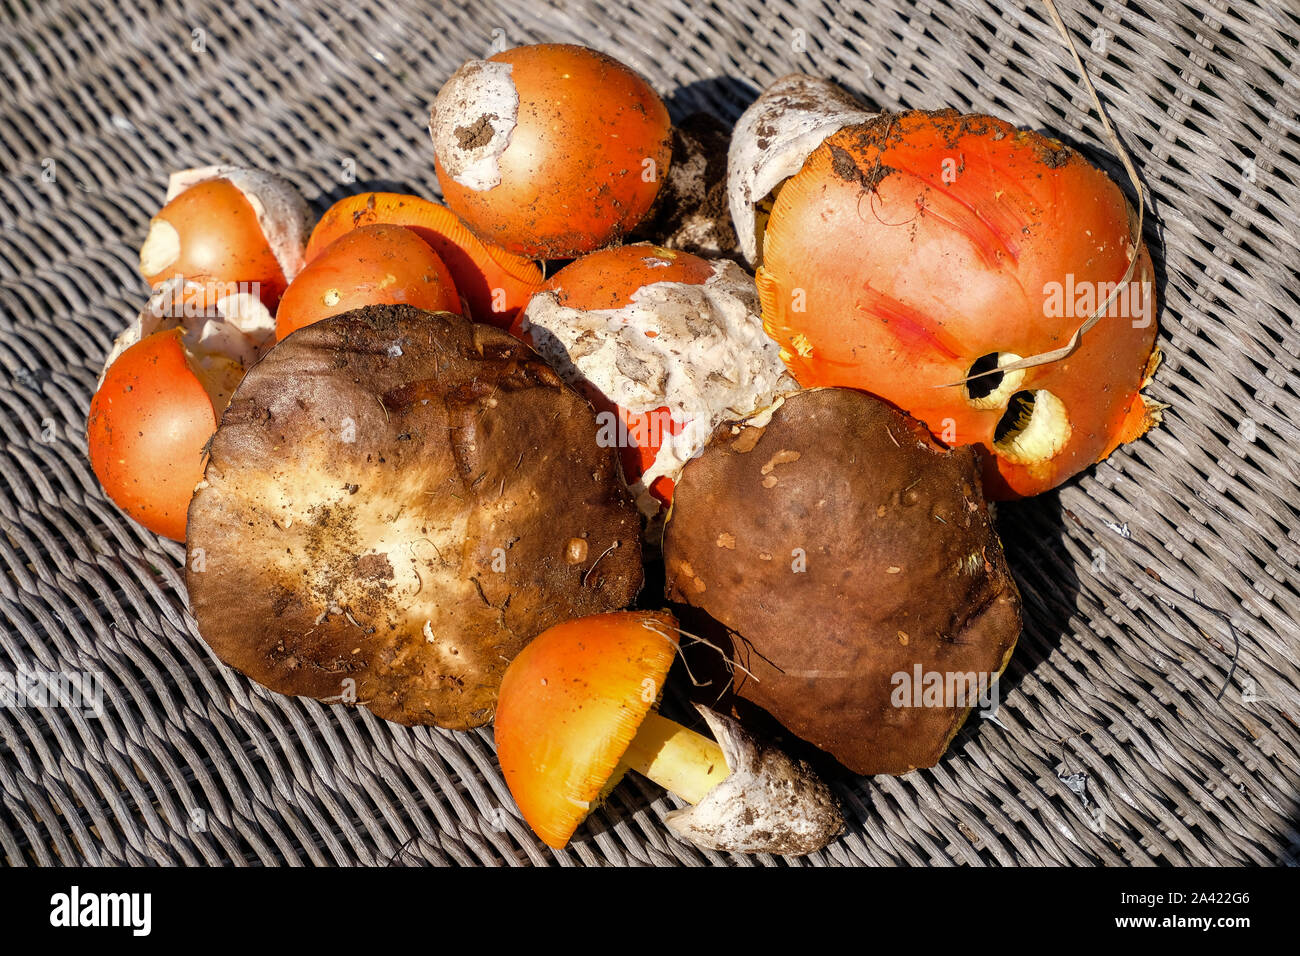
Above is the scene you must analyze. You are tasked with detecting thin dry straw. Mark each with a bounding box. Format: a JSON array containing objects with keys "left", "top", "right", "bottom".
[{"left": 639, "top": 618, "right": 760, "bottom": 688}]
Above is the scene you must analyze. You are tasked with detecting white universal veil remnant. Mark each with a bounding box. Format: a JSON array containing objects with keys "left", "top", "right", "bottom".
[
  {"left": 428, "top": 59, "right": 519, "bottom": 191},
  {"left": 520, "top": 252, "right": 797, "bottom": 514},
  {"left": 96, "top": 276, "right": 275, "bottom": 392},
  {"left": 727, "top": 74, "right": 875, "bottom": 265},
  {"left": 663, "top": 705, "right": 844, "bottom": 855}
]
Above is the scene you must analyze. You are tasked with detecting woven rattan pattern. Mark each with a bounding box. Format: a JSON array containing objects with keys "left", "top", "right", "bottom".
[{"left": 1, "top": 0, "right": 1297, "bottom": 865}]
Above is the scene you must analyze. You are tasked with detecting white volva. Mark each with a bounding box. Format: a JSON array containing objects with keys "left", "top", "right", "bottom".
[
  {"left": 663, "top": 705, "right": 843, "bottom": 855},
  {"left": 429, "top": 60, "right": 519, "bottom": 191},
  {"left": 522, "top": 257, "right": 797, "bottom": 514},
  {"left": 727, "top": 74, "right": 874, "bottom": 264},
  {"left": 96, "top": 277, "right": 275, "bottom": 391}
]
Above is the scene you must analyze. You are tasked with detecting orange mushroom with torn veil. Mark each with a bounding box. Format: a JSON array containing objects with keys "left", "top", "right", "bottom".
[
  {"left": 493, "top": 610, "right": 842, "bottom": 855},
  {"left": 139, "top": 166, "right": 311, "bottom": 312},
  {"left": 513, "top": 244, "right": 795, "bottom": 515},
  {"left": 729, "top": 85, "right": 1161, "bottom": 499}
]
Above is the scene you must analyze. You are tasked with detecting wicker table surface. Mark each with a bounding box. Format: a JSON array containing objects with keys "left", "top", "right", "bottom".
[{"left": 1, "top": 0, "right": 1297, "bottom": 866}]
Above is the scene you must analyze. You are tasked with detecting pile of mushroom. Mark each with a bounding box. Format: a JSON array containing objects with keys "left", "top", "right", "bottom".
[{"left": 83, "top": 40, "right": 1161, "bottom": 859}]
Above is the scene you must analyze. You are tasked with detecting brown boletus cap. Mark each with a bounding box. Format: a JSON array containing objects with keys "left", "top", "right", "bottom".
[
  {"left": 663, "top": 387, "right": 1022, "bottom": 774},
  {"left": 186, "top": 304, "right": 643, "bottom": 729}
]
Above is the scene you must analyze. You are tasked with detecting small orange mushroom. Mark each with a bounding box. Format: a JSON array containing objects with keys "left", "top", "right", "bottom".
[
  {"left": 275, "top": 223, "right": 461, "bottom": 339},
  {"left": 304, "top": 192, "right": 543, "bottom": 329},
  {"left": 494, "top": 610, "right": 842, "bottom": 855},
  {"left": 139, "top": 166, "right": 310, "bottom": 311},
  {"left": 88, "top": 279, "right": 274, "bottom": 542},
  {"left": 88, "top": 329, "right": 221, "bottom": 542}
]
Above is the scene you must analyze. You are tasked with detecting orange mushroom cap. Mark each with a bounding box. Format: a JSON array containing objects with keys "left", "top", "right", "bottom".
[
  {"left": 757, "top": 110, "right": 1160, "bottom": 498},
  {"left": 87, "top": 328, "right": 221, "bottom": 541},
  {"left": 494, "top": 610, "right": 679, "bottom": 849},
  {"left": 140, "top": 178, "right": 288, "bottom": 310},
  {"left": 275, "top": 223, "right": 461, "bottom": 340},
  {"left": 432, "top": 44, "right": 672, "bottom": 259},
  {"left": 304, "top": 192, "right": 543, "bottom": 328},
  {"left": 535, "top": 245, "right": 717, "bottom": 315}
]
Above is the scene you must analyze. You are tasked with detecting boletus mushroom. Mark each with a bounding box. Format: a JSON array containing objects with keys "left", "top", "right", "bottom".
[
  {"left": 494, "top": 610, "right": 843, "bottom": 854},
  {"left": 663, "top": 388, "right": 1022, "bottom": 775},
  {"left": 186, "top": 304, "right": 643, "bottom": 729}
]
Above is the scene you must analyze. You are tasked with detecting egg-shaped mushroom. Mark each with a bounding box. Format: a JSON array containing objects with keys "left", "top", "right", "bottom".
[
  {"left": 429, "top": 44, "right": 672, "bottom": 259},
  {"left": 140, "top": 165, "right": 311, "bottom": 311},
  {"left": 755, "top": 110, "right": 1161, "bottom": 498},
  {"left": 274, "top": 223, "right": 462, "bottom": 339},
  {"left": 495, "top": 610, "right": 842, "bottom": 854},
  {"left": 88, "top": 278, "right": 275, "bottom": 541}
]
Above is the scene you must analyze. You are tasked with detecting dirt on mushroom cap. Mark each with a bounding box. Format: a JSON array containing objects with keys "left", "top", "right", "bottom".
[
  {"left": 431, "top": 44, "right": 673, "bottom": 259},
  {"left": 186, "top": 303, "right": 643, "bottom": 729},
  {"left": 662, "top": 387, "right": 1022, "bottom": 775}
]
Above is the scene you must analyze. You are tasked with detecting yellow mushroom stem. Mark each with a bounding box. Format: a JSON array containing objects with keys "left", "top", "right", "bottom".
[{"left": 616, "top": 709, "right": 730, "bottom": 805}]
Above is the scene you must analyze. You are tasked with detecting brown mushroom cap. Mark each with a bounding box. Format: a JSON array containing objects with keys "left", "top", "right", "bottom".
[
  {"left": 663, "top": 388, "right": 1021, "bottom": 774},
  {"left": 186, "top": 304, "right": 643, "bottom": 729}
]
